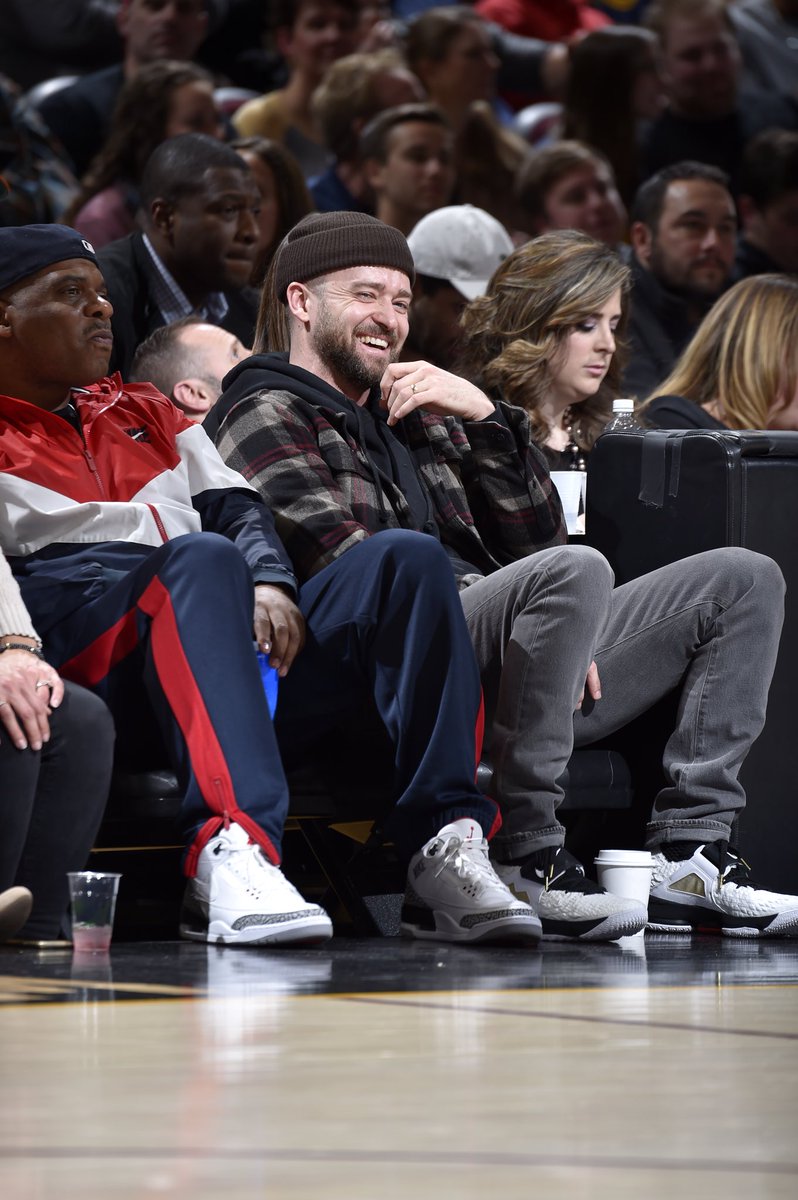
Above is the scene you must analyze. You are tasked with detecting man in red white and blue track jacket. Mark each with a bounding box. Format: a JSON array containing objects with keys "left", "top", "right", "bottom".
[{"left": 0, "top": 224, "right": 508, "bottom": 947}]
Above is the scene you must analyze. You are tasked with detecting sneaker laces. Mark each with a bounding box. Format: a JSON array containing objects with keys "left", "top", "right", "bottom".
[
  {"left": 224, "top": 838, "right": 306, "bottom": 903},
  {"left": 430, "top": 833, "right": 498, "bottom": 888}
]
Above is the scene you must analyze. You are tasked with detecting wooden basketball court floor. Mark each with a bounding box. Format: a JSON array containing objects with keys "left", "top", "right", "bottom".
[{"left": 1, "top": 934, "right": 797, "bottom": 1199}]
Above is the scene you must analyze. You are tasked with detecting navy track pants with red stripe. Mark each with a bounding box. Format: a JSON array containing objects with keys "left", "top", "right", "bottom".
[{"left": 44, "top": 529, "right": 496, "bottom": 870}]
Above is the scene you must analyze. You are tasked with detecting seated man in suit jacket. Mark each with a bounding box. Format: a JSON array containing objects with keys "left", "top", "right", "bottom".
[{"left": 97, "top": 133, "right": 261, "bottom": 377}]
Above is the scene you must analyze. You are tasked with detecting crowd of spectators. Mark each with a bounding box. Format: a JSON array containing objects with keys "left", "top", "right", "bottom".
[{"left": 2, "top": 0, "right": 798, "bottom": 946}]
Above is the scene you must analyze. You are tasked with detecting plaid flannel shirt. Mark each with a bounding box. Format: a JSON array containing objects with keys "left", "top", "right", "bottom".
[{"left": 214, "top": 385, "right": 567, "bottom": 586}]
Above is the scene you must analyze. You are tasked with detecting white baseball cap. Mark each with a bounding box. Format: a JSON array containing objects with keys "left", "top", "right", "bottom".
[{"left": 407, "top": 204, "right": 514, "bottom": 301}]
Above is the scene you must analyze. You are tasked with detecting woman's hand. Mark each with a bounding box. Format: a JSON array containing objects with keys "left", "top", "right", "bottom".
[{"left": 0, "top": 651, "right": 63, "bottom": 751}]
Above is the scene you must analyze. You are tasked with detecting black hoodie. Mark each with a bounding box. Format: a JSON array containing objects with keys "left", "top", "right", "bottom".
[{"left": 205, "top": 352, "right": 485, "bottom": 579}]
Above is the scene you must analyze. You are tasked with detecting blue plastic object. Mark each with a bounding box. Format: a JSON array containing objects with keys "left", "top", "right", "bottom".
[{"left": 256, "top": 650, "right": 279, "bottom": 717}]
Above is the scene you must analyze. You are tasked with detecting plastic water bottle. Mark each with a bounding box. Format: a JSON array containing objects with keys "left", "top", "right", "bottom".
[
  {"left": 603, "top": 398, "right": 641, "bottom": 433},
  {"left": 256, "top": 649, "right": 279, "bottom": 717}
]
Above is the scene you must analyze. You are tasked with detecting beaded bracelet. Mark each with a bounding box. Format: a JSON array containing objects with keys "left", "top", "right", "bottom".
[{"left": 0, "top": 641, "right": 45, "bottom": 659}]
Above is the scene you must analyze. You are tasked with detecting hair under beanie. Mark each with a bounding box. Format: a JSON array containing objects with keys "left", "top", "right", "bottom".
[
  {"left": 272, "top": 211, "right": 415, "bottom": 302},
  {"left": 0, "top": 225, "right": 98, "bottom": 294}
]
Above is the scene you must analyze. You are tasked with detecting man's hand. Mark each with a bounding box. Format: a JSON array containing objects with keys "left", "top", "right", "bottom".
[
  {"left": 575, "top": 660, "right": 602, "bottom": 711},
  {"left": 253, "top": 584, "right": 305, "bottom": 677},
  {"left": 380, "top": 361, "right": 495, "bottom": 426},
  {"left": 0, "top": 650, "right": 63, "bottom": 750}
]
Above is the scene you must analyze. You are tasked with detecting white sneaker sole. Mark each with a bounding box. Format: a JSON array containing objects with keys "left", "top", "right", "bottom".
[
  {"left": 541, "top": 907, "right": 648, "bottom": 942},
  {"left": 400, "top": 908, "right": 542, "bottom": 945},
  {"left": 180, "top": 912, "right": 333, "bottom": 946},
  {"left": 647, "top": 897, "right": 798, "bottom": 938}
]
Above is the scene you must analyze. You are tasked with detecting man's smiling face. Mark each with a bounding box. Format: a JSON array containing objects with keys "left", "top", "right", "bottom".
[{"left": 306, "top": 266, "right": 411, "bottom": 395}]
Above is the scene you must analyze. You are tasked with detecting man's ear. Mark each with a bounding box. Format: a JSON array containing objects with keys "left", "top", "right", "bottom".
[
  {"left": 363, "top": 157, "right": 385, "bottom": 192},
  {"left": 630, "top": 220, "right": 653, "bottom": 266},
  {"left": 172, "top": 378, "right": 213, "bottom": 420},
  {"left": 0, "top": 299, "right": 13, "bottom": 339},
  {"left": 285, "top": 281, "right": 313, "bottom": 326},
  {"left": 150, "top": 198, "right": 174, "bottom": 240}
]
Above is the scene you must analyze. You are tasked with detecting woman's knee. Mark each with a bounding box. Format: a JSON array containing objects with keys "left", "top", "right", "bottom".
[
  {"left": 54, "top": 684, "right": 116, "bottom": 762},
  {"left": 693, "top": 547, "right": 785, "bottom": 604},
  {"left": 534, "top": 544, "right": 615, "bottom": 597}
]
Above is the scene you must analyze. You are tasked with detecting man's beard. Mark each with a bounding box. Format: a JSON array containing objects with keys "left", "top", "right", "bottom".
[
  {"left": 313, "top": 309, "right": 399, "bottom": 393},
  {"left": 651, "top": 244, "right": 729, "bottom": 303}
]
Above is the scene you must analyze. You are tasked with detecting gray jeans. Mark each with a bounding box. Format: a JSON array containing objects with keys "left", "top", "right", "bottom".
[{"left": 459, "top": 546, "right": 785, "bottom": 861}]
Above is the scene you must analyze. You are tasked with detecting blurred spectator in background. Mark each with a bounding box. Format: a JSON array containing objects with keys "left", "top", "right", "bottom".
[
  {"left": 34, "top": 0, "right": 211, "bottom": 179},
  {"left": 623, "top": 160, "right": 736, "bottom": 399},
  {"left": 403, "top": 203, "right": 513, "bottom": 368},
  {"left": 515, "top": 142, "right": 627, "bottom": 246},
  {"left": 1, "top": 75, "right": 79, "bottom": 226},
  {"left": 405, "top": 7, "right": 502, "bottom": 129},
  {"left": 308, "top": 49, "right": 425, "bottom": 214},
  {"left": 130, "top": 314, "right": 251, "bottom": 418},
  {"left": 65, "top": 60, "right": 223, "bottom": 247},
  {"left": 232, "top": 0, "right": 359, "bottom": 178},
  {"left": 729, "top": 0, "right": 798, "bottom": 103},
  {"left": 562, "top": 25, "right": 665, "bottom": 208},
  {"left": 97, "top": 133, "right": 260, "bottom": 375},
  {"left": 642, "top": 274, "right": 798, "bottom": 431},
  {"left": 474, "top": 0, "right": 610, "bottom": 40},
  {"left": 405, "top": 7, "right": 530, "bottom": 232},
  {"left": 361, "top": 104, "right": 456, "bottom": 235},
  {"left": 641, "top": 0, "right": 797, "bottom": 196},
  {"left": 734, "top": 128, "right": 798, "bottom": 280},
  {"left": 0, "top": 0, "right": 122, "bottom": 92},
  {"left": 231, "top": 137, "right": 315, "bottom": 286}
]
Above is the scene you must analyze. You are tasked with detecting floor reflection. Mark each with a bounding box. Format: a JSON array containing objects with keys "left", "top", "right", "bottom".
[{"left": 3, "top": 932, "right": 798, "bottom": 1005}]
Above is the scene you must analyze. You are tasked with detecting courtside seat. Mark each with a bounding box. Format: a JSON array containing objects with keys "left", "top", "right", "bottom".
[{"left": 89, "top": 747, "right": 632, "bottom": 937}]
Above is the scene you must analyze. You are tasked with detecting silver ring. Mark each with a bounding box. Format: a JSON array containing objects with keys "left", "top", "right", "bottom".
[
  {"left": 35, "top": 680, "right": 48, "bottom": 690},
  {"left": 0, "top": 700, "right": 7, "bottom": 708},
  {"left": 411, "top": 382, "right": 417, "bottom": 394}
]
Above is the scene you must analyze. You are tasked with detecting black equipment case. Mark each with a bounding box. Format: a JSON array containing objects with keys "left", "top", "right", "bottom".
[{"left": 586, "top": 429, "right": 798, "bottom": 891}]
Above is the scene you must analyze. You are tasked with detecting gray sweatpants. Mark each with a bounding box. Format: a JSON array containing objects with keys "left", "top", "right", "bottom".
[{"left": 459, "top": 546, "right": 785, "bottom": 860}]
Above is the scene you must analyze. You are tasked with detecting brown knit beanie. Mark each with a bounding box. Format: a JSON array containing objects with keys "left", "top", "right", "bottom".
[{"left": 273, "top": 211, "right": 415, "bottom": 302}]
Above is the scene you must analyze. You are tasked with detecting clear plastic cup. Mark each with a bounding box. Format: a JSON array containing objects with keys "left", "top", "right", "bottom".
[{"left": 67, "top": 871, "right": 121, "bottom": 953}]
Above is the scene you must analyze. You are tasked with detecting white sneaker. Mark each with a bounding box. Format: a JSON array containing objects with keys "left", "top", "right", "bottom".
[
  {"left": 400, "top": 820, "right": 542, "bottom": 945},
  {"left": 495, "top": 847, "right": 647, "bottom": 942},
  {"left": 648, "top": 842, "right": 798, "bottom": 938},
  {"left": 180, "top": 823, "right": 333, "bottom": 946}
]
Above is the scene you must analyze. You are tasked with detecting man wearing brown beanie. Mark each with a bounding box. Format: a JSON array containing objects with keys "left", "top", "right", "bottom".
[
  {"left": 208, "top": 209, "right": 798, "bottom": 945},
  {"left": 0, "top": 221, "right": 541, "bottom": 949}
]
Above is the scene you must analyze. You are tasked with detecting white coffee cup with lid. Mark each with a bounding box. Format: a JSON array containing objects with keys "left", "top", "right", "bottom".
[{"left": 594, "top": 849, "right": 654, "bottom": 912}]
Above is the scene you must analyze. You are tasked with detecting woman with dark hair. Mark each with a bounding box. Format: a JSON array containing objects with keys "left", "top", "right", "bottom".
[
  {"left": 562, "top": 26, "right": 665, "bottom": 208},
  {"left": 230, "top": 136, "right": 315, "bottom": 287},
  {"left": 404, "top": 6, "right": 529, "bottom": 232},
  {"left": 232, "top": 0, "right": 360, "bottom": 179},
  {"left": 459, "top": 228, "right": 631, "bottom": 467},
  {"left": 66, "top": 59, "right": 223, "bottom": 247}
]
